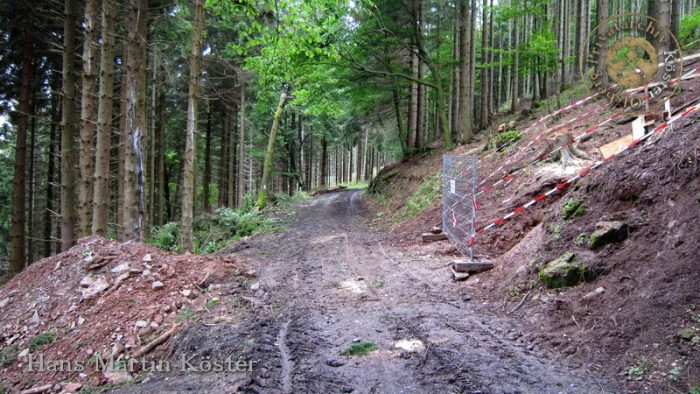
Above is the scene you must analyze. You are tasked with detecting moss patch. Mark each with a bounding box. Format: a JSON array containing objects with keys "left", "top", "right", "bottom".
[
  {"left": 342, "top": 342, "right": 377, "bottom": 357},
  {"left": 562, "top": 199, "right": 586, "bottom": 220},
  {"left": 538, "top": 252, "right": 590, "bottom": 288}
]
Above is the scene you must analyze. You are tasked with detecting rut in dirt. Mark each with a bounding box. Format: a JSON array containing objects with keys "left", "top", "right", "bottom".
[
  {"left": 231, "top": 189, "right": 617, "bottom": 393},
  {"left": 111, "top": 189, "right": 617, "bottom": 393}
]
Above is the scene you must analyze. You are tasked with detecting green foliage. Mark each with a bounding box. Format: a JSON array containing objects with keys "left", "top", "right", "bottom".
[
  {"left": 492, "top": 130, "right": 523, "bottom": 150},
  {"left": 147, "top": 204, "right": 273, "bottom": 254},
  {"left": 176, "top": 308, "right": 197, "bottom": 323},
  {"left": 668, "top": 360, "right": 684, "bottom": 381},
  {"left": 342, "top": 342, "right": 377, "bottom": 357},
  {"left": 562, "top": 199, "right": 586, "bottom": 220},
  {"left": 0, "top": 346, "right": 18, "bottom": 367},
  {"left": 575, "top": 232, "right": 586, "bottom": 247},
  {"left": 28, "top": 331, "right": 57, "bottom": 350},
  {"left": 399, "top": 172, "right": 441, "bottom": 219},
  {"left": 626, "top": 358, "right": 648, "bottom": 377},
  {"left": 680, "top": 9, "right": 700, "bottom": 46},
  {"left": 205, "top": 299, "right": 221, "bottom": 309},
  {"left": 548, "top": 223, "right": 562, "bottom": 240}
]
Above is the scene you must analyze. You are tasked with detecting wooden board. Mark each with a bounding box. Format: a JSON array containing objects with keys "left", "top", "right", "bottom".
[
  {"left": 453, "top": 259, "right": 494, "bottom": 274},
  {"left": 421, "top": 232, "right": 448, "bottom": 242},
  {"left": 599, "top": 134, "right": 635, "bottom": 160}
]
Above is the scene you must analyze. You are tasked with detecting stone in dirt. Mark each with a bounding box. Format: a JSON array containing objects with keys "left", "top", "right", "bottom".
[
  {"left": 60, "top": 382, "right": 83, "bottom": 393},
  {"left": 80, "top": 277, "right": 110, "bottom": 299},
  {"left": 180, "top": 289, "right": 195, "bottom": 298},
  {"left": 103, "top": 369, "right": 133, "bottom": 384},
  {"left": 538, "top": 252, "right": 590, "bottom": 288},
  {"left": 588, "top": 221, "right": 629, "bottom": 249},
  {"left": 152, "top": 281, "right": 164, "bottom": 289},
  {"left": 452, "top": 259, "right": 494, "bottom": 274},
  {"left": 143, "top": 254, "right": 152, "bottom": 262},
  {"left": 451, "top": 267, "right": 470, "bottom": 281},
  {"left": 326, "top": 358, "right": 346, "bottom": 367},
  {"left": 110, "top": 263, "right": 130, "bottom": 273},
  {"left": 430, "top": 226, "right": 442, "bottom": 234},
  {"left": 583, "top": 286, "right": 605, "bottom": 300},
  {"left": 251, "top": 282, "right": 260, "bottom": 291},
  {"left": 79, "top": 275, "right": 95, "bottom": 288}
]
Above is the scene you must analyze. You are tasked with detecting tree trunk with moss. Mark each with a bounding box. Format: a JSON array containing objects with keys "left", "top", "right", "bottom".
[{"left": 256, "top": 91, "right": 289, "bottom": 210}]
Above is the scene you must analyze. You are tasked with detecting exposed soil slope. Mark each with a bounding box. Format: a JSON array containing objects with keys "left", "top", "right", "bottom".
[{"left": 367, "top": 67, "right": 700, "bottom": 392}]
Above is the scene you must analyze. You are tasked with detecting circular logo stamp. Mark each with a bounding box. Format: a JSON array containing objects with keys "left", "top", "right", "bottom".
[{"left": 581, "top": 13, "right": 683, "bottom": 113}]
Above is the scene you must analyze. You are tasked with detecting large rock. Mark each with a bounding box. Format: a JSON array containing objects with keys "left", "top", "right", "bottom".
[
  {"left": 588, "top": 221, "right": 628, "bottom": 249},
  {"left": 538, "top": 252, "right": 589, "bottom": 288}
]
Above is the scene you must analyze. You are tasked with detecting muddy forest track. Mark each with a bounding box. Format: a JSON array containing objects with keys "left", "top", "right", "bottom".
[{"left": 111, "top": 189, "right": 619, "bottom": 394}]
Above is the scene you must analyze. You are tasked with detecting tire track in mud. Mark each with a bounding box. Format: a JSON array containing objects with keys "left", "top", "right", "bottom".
[{"left": 111, "top": 189, "right": 619, "bottom": 393}]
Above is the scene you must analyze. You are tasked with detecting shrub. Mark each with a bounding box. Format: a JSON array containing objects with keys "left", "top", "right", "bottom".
[
  {"left": 680, "top": 9, "right": 700, "bottom": 46},
  {"left": 493, "top": 130, "right": 523, "bottom": 150}
]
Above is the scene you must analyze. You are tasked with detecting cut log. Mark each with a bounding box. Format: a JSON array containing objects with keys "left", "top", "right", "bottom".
[
  {"left": 453, "top": 259, "right": 494, "bottom": 274},
  {"left": 421, "top": 232, "right": 448, "bottom": 242},
  {"left": 429, "top": 226, "right": 442, "bottom": 234}
]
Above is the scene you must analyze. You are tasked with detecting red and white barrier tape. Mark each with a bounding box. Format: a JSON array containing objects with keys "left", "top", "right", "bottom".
[{"left": 470, "top": 102, "right": 700, "bottom": 242}]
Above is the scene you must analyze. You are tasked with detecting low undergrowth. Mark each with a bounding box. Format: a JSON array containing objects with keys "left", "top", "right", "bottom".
[
  {"left": 395, "top": 171, "right": 441, "bottom": 220},
  {"left": 147, "top": 198, "right": 279, "bottom": 254}
]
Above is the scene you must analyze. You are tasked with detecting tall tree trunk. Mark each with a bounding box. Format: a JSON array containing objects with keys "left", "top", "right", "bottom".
[
  {"left": 256, "top": 91, "right": 289, "bottom": 209},
  {"left": 321, "top": 137, "right": 328, "bottom": 186},
  {"left": 407, "top": 51, "right": 418, "bottom": 153},
  {"left": 596, "top": 0, "right": 609, "bottom": 85},
  {"left": 511, "top": 12, "right": 520, "bottom": 112},
  {"left": 78, "top": 0, "right": 99, "bottom": 237},
  {"left": 92, "top": 0, "right": 115, "bottom": 236},
  {"left": 182, "top": 0, "right": 203, "bottom": 252},
  {"left": 61, "top": 0, "right": 79, "bottom": 251},
  {"left": 670, "top": 0, "right": 680, "bottom": 51},
  {"left": 458, "top": 0, "right": 473, "bottom": 143},
  {"left": 122, "top": 0, "right": 148, "bottom": 242},
  {"left": 237, "top": 82, "right": 246, "bottom": 207},
  {"left": 232, "top": 108, "right": 244, "bottom": 208},
  {"left": 480, "top": 0, "right": 489, "bottom": 129},
  {"left": 155, "top": 71, "right": 166, "bottom": 226},
  {"left": 10, "top": 3, "right": 35, "bottom": 273},
  {"left": 203, "top": 102, "right": 212, "bottom": 213},
  {"left": 45, "top": 76, "right": 60, "bottom": 257}
]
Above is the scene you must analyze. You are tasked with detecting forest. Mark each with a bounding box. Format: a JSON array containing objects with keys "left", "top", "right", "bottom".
[{"left": 0, "top": 0, "right": 698, "bottom": 273}]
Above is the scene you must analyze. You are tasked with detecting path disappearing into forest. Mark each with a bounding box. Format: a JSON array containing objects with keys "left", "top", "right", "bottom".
[{"left": 111, "top": 189, "right": 617, "bottom": 393}]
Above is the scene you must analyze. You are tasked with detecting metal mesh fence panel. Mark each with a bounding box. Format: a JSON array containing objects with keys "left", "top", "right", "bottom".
[{"left": 442, "top": 153, "right": 477, "bottom": 258}]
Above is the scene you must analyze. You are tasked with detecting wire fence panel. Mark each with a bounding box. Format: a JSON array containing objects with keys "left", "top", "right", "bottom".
[{"left": 443, "top": 153, "right": 478, "bottom": 258}]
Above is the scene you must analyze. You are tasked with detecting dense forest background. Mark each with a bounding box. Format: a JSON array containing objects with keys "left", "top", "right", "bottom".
[{"left": 1, "top": 0, "right": 699, "bottom": 273}]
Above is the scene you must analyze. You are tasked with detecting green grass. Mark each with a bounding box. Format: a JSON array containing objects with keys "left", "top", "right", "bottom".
[
  {"left": 0, "top": 346, "right": 18, "bottom": 367},
  {"left": 28, "top": 332, "right": 56, "bottom": 351},
  {"left": 396, "top": 172, "right": 441, "bottom": 220},
  {"left": 205, "top": 299, "right": 221, "bottom": 309},
  {"left": 176, "top": 308, "right": 197, "bottom": 323},
  {"left": 342, "top": 342, "right": 377, "bottom": 357}
]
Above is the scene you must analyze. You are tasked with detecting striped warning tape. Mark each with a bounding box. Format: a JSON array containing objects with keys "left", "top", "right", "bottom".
[
  {"left": 476, "top": 114, "right": 620, "bottom": 196},
  {"left": 470, "top": 102, "right": 700, "bottom": 242}
]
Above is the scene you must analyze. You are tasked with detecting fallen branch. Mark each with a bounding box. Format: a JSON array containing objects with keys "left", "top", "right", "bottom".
[
  {"left": 132, "top": 324, "right": 179, "bottom": 358},
  {"left": 20, "top": 384, "right": 53, "bottom": 394},
  {"left": 507, "top": 290, "right": 531, "bottom": 315}
]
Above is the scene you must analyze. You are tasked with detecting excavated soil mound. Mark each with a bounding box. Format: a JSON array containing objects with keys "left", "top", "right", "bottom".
[{"left": 0, "top": 237, "right": 242, "bottom": 392}]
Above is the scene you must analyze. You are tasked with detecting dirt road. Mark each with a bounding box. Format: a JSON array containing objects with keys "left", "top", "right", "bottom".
[{"left": 113, "top": 189, "right": 617, "bottom": 393}]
